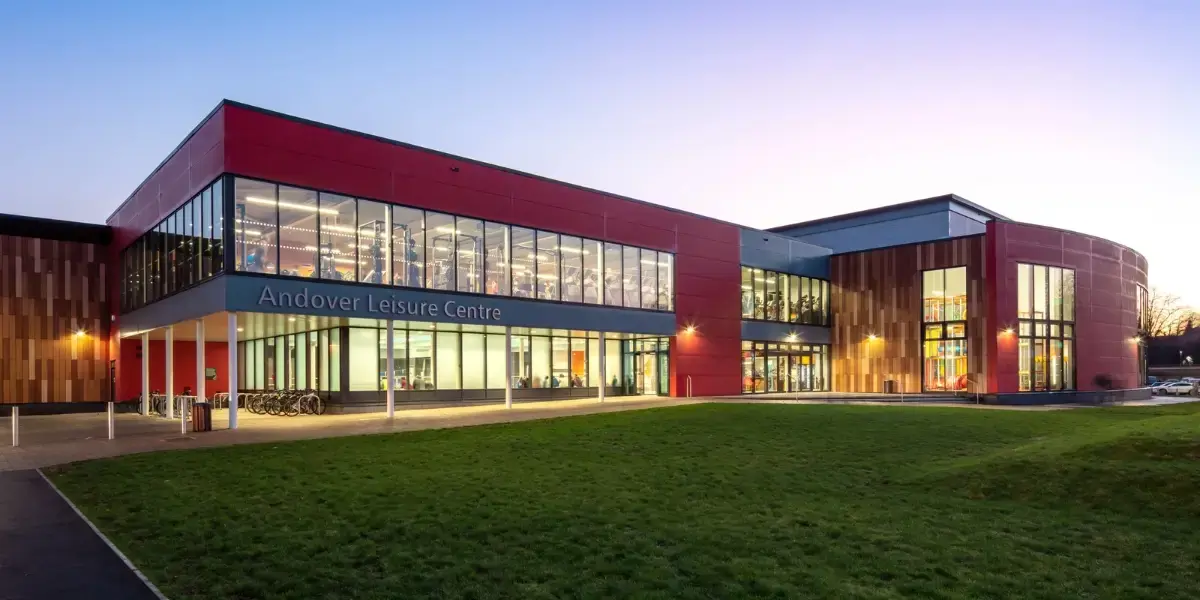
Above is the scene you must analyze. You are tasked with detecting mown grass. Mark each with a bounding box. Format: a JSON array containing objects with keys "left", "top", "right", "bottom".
[{"left": 48, "top": 402, "right": 1200, "bottom": 599}]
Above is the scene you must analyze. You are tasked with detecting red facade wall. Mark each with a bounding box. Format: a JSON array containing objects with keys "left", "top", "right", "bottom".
[
  {"left": 987, "top": 221, "right": 1147, "bottom": 392},
  {"left": 116, "top": 339, "right": 229, "bottom": 402},
  {"left": 221, "top": 104, "right": 743, "bottom": 397}
]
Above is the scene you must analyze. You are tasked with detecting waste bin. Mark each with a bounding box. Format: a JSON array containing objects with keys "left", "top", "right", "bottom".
[
  {"left": 883, "top": 379, "right": 897, "bottom": 394},
  {"left": 191, "top": 402, "right": 212, "bottom": 432}
]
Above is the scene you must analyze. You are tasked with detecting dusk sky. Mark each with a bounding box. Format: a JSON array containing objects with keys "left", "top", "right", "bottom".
[{"left": 1, "top": 1, "right": 1197, "bottom": 302}]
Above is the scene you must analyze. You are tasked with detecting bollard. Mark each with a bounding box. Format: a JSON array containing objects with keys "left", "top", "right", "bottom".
[
  {"left": 10, "top": 406, "right": 18, "bottom": 447},
  {"left": 107, "top": 402, "right": 115, "bottom": 440}
]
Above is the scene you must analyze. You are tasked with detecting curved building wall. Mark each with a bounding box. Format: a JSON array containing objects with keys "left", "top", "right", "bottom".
[{"left": 987, "top": 221, "right": 1148, "bottom": 392}]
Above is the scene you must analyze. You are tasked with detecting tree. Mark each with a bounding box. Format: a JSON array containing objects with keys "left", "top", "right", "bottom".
[{"left": 1145, "top": 287, "right": 1199, "bottom": 337}]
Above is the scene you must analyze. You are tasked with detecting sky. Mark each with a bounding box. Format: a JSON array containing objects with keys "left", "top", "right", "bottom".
[{"left": 1, "top": 1, "right": 1197, "bottom": 302}]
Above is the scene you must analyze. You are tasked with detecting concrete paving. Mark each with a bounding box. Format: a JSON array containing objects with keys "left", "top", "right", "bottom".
[{"left": 0, "top": 469, "right": 160, "bottom": 600}]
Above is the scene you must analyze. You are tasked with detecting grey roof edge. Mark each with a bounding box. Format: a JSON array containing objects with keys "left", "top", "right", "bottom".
[{"left": 764, "top": 194, "right": 1010, "bottom": 233}]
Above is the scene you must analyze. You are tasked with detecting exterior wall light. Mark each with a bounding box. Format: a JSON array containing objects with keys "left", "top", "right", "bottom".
[
  {"left": 74, "top": 329, "right": 86, "bottom": 337},
  {"left": 1003, "top": 327, "right": 1014, "bottom": 335},
  {"left": 684, "top": 325, "right": 696, "bottom": 334},
  {"left": 1132, "top": 336, "right": 1142, "bottom": 343},
  {"left": 867, "top": 334, "right": 878, "bottom": 341},
  {"left": 785, "top": 333, "right": 798, "bottom": 342}
]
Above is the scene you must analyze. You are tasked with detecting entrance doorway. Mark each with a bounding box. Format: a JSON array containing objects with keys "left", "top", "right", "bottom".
[
  {"left": 741, "top": 341, "right": 829, "bottom": 393},
  {"left": 622, "top": 337, "right": 670, "bottom": 396}
]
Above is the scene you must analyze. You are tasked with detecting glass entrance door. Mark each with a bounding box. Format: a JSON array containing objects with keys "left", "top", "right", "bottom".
[
  {"left": 639, "top": 352, "right": 656, "bottom": 395},
  {"left": 657, "top": 351, "right": 669, "bottom": 396}
]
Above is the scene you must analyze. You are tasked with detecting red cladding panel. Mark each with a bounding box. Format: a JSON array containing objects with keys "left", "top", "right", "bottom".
[
  {"left": 987, "top": 221, "right": 1147, "bottom": 393},
  {"left": 116, "top": 339, "right": 230, "bottom": 402},
  {"left": 222, "top": 104, "right": 743, "bottom": 397}
]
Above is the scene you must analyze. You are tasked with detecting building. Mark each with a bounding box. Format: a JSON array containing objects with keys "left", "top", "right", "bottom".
[{"left": 0, "top": 100, "right": 1152, "bottom": 419}]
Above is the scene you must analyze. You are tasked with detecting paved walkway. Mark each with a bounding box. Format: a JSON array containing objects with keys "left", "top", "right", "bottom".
[
  {"left": 1, "top": 396, "right": 693, "bottom": 471},
  {"left": 0, "top": 469, "right": 160, "bottom": 600}
]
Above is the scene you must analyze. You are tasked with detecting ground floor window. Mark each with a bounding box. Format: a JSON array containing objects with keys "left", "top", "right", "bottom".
[
  {"left": 740, "top": 341, "right": 829, "bottom": 393},
  {"left": 1018, "top": 322, "right": 1074, "bottom": 391},
  {"left": 238, "top": 328, "right": 341, "bottom": 393},
  {"left": 922, "top": 322, "right": 967, "bottom": 391}
]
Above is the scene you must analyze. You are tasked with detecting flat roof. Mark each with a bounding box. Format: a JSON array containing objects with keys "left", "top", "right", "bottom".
[
  {"left": 0, "top": 213, "right": 112, "bottom": 246},
  {"left": 765, "top": 193, "right": 1010, "bottom": 233}
]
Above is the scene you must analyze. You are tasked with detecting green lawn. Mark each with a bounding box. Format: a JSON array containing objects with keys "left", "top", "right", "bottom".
[{"left": 48, "top": 402, "right": 1200, "bottom": 600}]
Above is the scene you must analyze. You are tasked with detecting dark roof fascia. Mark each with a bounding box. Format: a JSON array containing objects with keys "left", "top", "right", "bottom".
[
  {"left": 0, "top": 213, "right": 112, "bottom": 245},
  {"left": 765, "top": 194, "right": 1009, "bottom": 233}
]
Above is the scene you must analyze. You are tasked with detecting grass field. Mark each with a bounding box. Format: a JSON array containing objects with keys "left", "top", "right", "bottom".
[{"left": 48, "top": 402, "right": 1200, "bottom": 600}]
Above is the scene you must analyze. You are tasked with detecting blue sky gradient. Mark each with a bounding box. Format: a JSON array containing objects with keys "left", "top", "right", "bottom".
[{"left": 1, "top": 1, "right": 1197, "bottom": 300}]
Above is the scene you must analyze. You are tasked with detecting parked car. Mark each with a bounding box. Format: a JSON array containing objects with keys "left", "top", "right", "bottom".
[{"left": 1153, "top": 381, "right": 1195, "bottom": 396}]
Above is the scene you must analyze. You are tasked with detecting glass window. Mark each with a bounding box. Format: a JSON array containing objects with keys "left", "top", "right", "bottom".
[
  {"left": 531, "top": 336, "right": 551, "bottom": 388},
  {"left": 765, "top": 272, "right": 780, "bottom": 321},
  {"left": 605, "top": 338, "right": 621, "bottom": 390},
  {"left": 658, "top": 254, "right": 673, "bottom": 311},
  {"left": 588, "top": 337, "right": 600, "bottom": 387},
  {"left": 752, "top": 268, "right": 765, "bottom": 319},
  {"left": 385, "top": 329, "right": 407, "bottom": 391},
  {"left": 233, "top": 178, "right": 278, "bottom": 275},
  {"left": 184, "top": 198, "right": 196, "bottom": 288},
  {"left": 822, "top": 280, "right": 830, "bottom": 326},
  {"left": 741, "top": 267, "right": 754, "bottom": 318},
  {"left": 1017, "top": 263, "right": 1032, "bottom": 319},
  {"left": 511, "top": 227, "right": 536, "bottom": 299},
  {"left": 347, "top": 329, "right": 378, "bottom": 391},
  {"left": 1017, "top": 263, "right": 1076, "bottom": 392},
  {"left": 945, "top": 267, "right": 966, "bottom": 321},
  {"left": 409, "top": 331, "right": 434, "bottom": 390},
  {"left": 1063, "top": 270, "right": 1075, "bottom": 322},
  {"left": 462, "top": 333, "right": 485, "bottom": 389},
  {"left": 536, "top": 231, "right": 560, "bottom": 301},
  {"left": 923, "top": 269, "right": 945, "bottom": 322},
  {"left": 921, "top": 267, "right": 968, "bottom": 392},
  {"left": 486, "top": 333, "right": 507, "bottom": 388},
  {"left": 276, "top": 185, "right": 318, "bottom": 278},
  {"left": 510, "top": 334, "right": 531, "bottom": 389},
  {"left": 551, "top": 336, "right": 569, "bottom": 388},
  {"left": 1049, "top": 267, "right": 1063, "bottom": 321},
  {"left": 568, "top": 337, "right": 587, "bottom": 387},
  {"left": 604, "top": 243, "right": 623, "bottom": 306},
  {"left": 584, "top": 239, "right": 601, "bottom": 304},
  {"left": 392, "top": 206, "right": 424, "bottom": 287},
  {"left": 640, "top": 250, "right": 658, "bottom": 310},
  {"left": 318, "top": 193, "right": 356, "bottom": 281},
  {"left": 174, "top": 209, "right": 186, "bottom": 289},
  {"left": 484, "top": 222, "right": 510, "bottom": 296},
  {"left": 623, "top": 246, "right": 640, "bottom": 308},
  {"left": 426, "top": 212, "right": 455, "bottom": 291},
  {"left": 435, "top": 331, "right": 460, "bottom": 389},
  {"left": 211, "top": 178, "right": 224, "bottom": 274},
  {"left": 561, "top": 235, "right": 583, "bottom": 303},
  {"left": 1033, "top": 265, "right": 1047, "bottom": 319},
  {"left": 165, "top": 211, "right": 177, "bottom": 293},
  {"left": 456, "top": 217, "right": 483, "bottom": 293},
  {"left": 199, "top": 186, "right": 212, "bottom": 279},
  {"left": 358, "top": 199, "right": 390, "bottom": 284}
]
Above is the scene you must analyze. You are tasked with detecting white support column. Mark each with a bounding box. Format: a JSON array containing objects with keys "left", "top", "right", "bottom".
[
  {"left": 228, "top": 313, "right": 238, "bottom": 430},
  {"left": 10, "top": 406, "right": 17, "bottom": 447},
  {"left": 181, "top": 396, "right": 188, "bottom": 435},
  {"left": 598, "top": 331, "right": 607, "bottom": 403},
  {"left": 196, "top": 320, "right": 206, "bottom": 404},
  {"left": 386, "top": 319, "right": 395, "bottom": 418},
  {"left": 165, "top": 327, "right": 175, "bottom": 419},
  {"left": 504, "top": 326, "right": 513, "bottom": 409},
  {"left": 141, "top": 332, "right": 150, "bottom": 415},
  {"left": 107, "top": 402, "right": 114, "bottom": 440}
]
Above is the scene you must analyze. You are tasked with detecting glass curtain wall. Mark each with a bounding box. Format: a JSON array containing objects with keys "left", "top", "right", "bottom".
[
  {"left": 229, "top": 176, "right": 674, "bottom": 312},
  {"left": 237, "top": 328, "right": 341, "bottom": 394},
  {"left": 740, "top": 341, "right": 830, "bottom": 393},
  {"left": 922, "top": 266, "right": 968, "bottom": 391},
  {"left": 119, "top": 177, "right": 224, "bottom": 312},
  {"left": 739, "top": 266, "right": 830, "bottom": 326},
  {"left": 1017, "top": 263, "right": 1076, "bottom": 391}
]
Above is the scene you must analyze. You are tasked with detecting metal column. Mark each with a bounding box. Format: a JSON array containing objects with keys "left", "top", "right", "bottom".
[
  {"left": 141, "top": 332, "right": 150, "bottom": 415},
  {"left": 598, "top": 331, "right": 606, "bottom": 403},
  {"left": 165, "top": 327, "right": 174, "bottom": 419},
  {"left": 228, "top": 313, "right": 239, "bottom": 430},
  {"left": 504, "top": 326, "right": 513, "bottom": 409},
  {"left": 196, "top": 320, "right": 206, "bottom": 406}
]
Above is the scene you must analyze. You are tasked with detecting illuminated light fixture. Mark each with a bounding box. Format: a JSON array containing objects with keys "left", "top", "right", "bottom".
[
  {"left": 1003, "top": 327, "right": 1014, "bottom": 335},
  {"left": 785, "top": 333, "right": 798, "bottom": 343},
  {"left": 867, "top": 334, "right": 878, "bottom": 341},
  {"left": 435, "top": 226, "right": 458, "bottom": 234},
  {"left": 288, "top": 317, "right": 297, "bottom": 322},
  {"left": 684, "top": 325, "right": 697, "bottom": 334},
  {"left": 74, "top": 329, "right": 86, "bottom": 337},
  {"left": 244, "top": 196, "right": 338, "bottom": 215},
  {"left": 560, "top": 246, "right": 583, "bottom": 254},
  {"left": 237, "top": 327, "right": 244, "bottom": 332},
  {"left": 741, "top": 285, "right": 752, "bottom": 291},
  {"left": 535, "top": 274, "right": 558, "bottom": 280},
  {"left": 234, "top": 228, "right": 262, "bottom": 237},
  {"left": 1132, "top": 336, "right": 1142, "bottom": 343}
]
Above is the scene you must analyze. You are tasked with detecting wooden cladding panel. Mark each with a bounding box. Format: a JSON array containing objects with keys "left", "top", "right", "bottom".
[
  {"left": 830, "top": 236, "right": 988, "bottom": 394},
  {"left": 0, "top": 235, "right": 110, "bottom": 404}
]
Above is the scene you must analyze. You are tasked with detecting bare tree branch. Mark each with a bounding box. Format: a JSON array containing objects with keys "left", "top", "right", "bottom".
[{"left": 1146, "top": 287, "right": 1195, "bottom": 337}]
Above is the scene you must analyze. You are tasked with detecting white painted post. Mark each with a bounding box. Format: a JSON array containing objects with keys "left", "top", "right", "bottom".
[
  {"left": 228, "top": 313, "right": 239, "bottom": 430},
  {"left": 165, "top": 327, "right": 174, "bottom": 419},
  {"left": 181, "top": 396, "right": 188, "bottom": 435},
  {"left": 504, "top": 326, "right": 513, "bottom": 409},
  {"left": 598, "top": 331, "right": 607, "bottom": 403},
  {"left": 196, "top": 320, "right": 206, "bottom": 405},
  {"left": 141, "top": 332, "right": 150, "bottom": 415},
  {"left": 10, "top": 406, "right": 17, "bottom": 447},
  {"left": 386, "top": 319, "right": 395, "bottom": 418},
  {"left": 107, "top": 402, "right": 114, "bottom": 440}
]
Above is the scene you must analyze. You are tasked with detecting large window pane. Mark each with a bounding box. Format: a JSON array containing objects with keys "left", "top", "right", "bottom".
[
  {"left": 435, "top": 331, "right": 461, "bottom": 389},
  {"left": 409, "top": 331, "right": 434, "bottom": 390},
  {"left": 570, "top": 338, "right": 586, "bottom": 387},
  {"left": 318, "top": 193, "right": 356, "bottom": 281},
  {"left": 199, "top": 186, "right": 212, "bottom": 279},
  {"left": 583, "top": 239, "right": 601, "bottom": 304},
  {"left": 551, "top": 336, "right": 569, "bottom": 388},
  {"left": 531, "top": 336, "right": 550, "bottom": 388},
  {"left": 174, "top": 209, "right": 187, "bottom": 289},
  {"left": 511, "top": 227, "right": 536, "bottom": 299},
  {"left": 1033, "top": 265, "right": 1047, "bottom": 319},
  {"left": 587, "top": 337, "right": 600, "bottom": 387},
  {"left": 1063, "top": 269, "right": 1075, "bottom": 322},
  {"left": 484, "top": 222, "right": 510, "bottom": 296},
  {"left": 277, "top": 185, "right": 318, "bottom": 278},
  {"left": 741, "top": 267, "right": 754, "bottom": 318},
  {"left": 384, "top": 329, "right": 406, "bottom": 391},
  {"left": 822, "top": 281, "right": 830, "bottom": 325},
  {"left": 622, "top": 247, "right": 640, "bottom": 308},
  {"left": 347, "top": 329, "right": 378, "bottom": 391},
  {"left": 486, "top": 333, "right": 507, "bottom": 388},
  {"left": 511, "top": 335, "right": 531, "bottom": 389},
  {"left": 945, "top": 267, "right": 966, "bottom": 320},
  {"left": 536, "top": 231, "right": 560, "bottom": 301},
  {"left": 455, "top": 217, "right": 483, "bottom": 293},
  {"left": 922, "top": 269, "right": 944, "bottom": 322},
  {"left": 211, "top": 178, "right": 224, "bottom": 275},
  {"left": 766, "top": 272, "right": 781, "bottom": 321},
  {"left": 184, "top": 198, "right": 196, "bottom": 288},
  {"left": 358, "top": 199, "right": 390, "bottom": 284},
  {"left": 561, "top": 235, "right": 583, "bottom": 303},
  {"left": 752, "top": 268, "right": 765, "bottom": 319},
  {"left": 426, "top": 212, "right": 455, "bottom": 291},
  {"left": 640, "top": 250, "right": 658, "bottom": 309},
  {"left": 233, "top": 179, "right": 278, "bottom": 274},
  {"left": 604, "top": 243, "right": 623, "bottom": 306},
  {"left": 462, "top": 333, "right": 485, "bottom": 388},
  {"left": 658, "top": 254, "right": 673, "bottom": 311},
  {"left": 605, "top": 339, "right": 621, "bottom": 390},
  {"left": 1017, "top": 263, "right": 1032, "bottom": 319},
  {"left": 1049, "top": 267, "right": 1062, "bottom": 321},
  {"left": 392, "top": 206, "right": 424, "bottom": 287}
]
